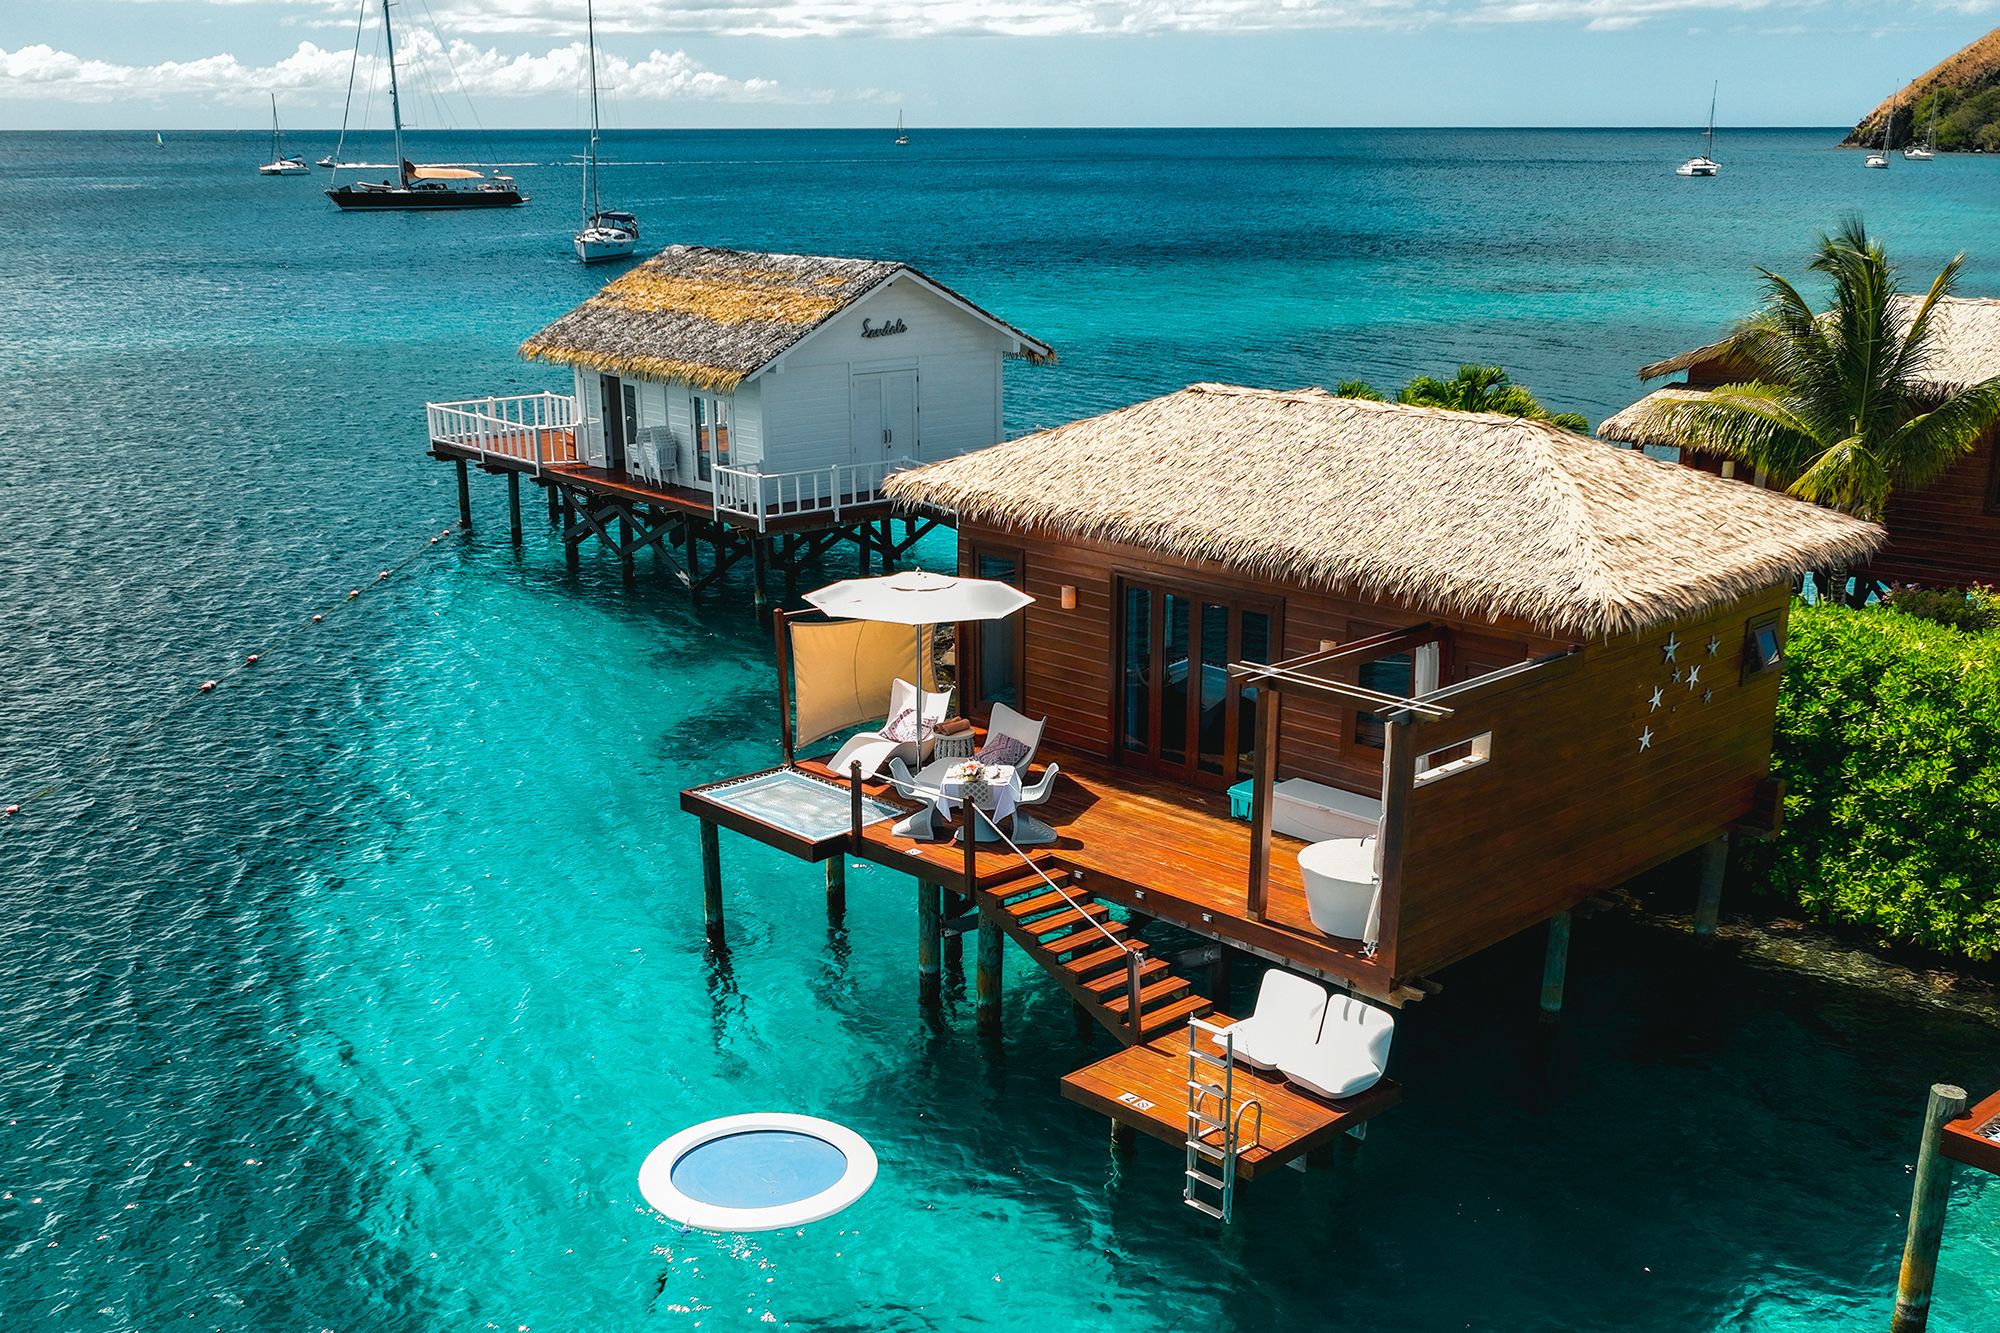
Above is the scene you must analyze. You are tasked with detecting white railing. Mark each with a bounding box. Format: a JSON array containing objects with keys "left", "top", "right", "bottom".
[
  {"left": 425, "top": 392, "right": 580, "bottom": 475},
  {"left": 711, "top": 456, "right": 916, "bottom": 531}
]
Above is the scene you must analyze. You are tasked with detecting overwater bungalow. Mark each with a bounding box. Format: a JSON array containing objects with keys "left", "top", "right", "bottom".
[
  {"left": 683, "top": 383, "right": 1881, "bottom": 1212},
  {"left": 424, "top": 245, "right": 1051, "bottom": 596},
  {"left": 1600, "top": 294, "right": 2000, "bottom": 589}
]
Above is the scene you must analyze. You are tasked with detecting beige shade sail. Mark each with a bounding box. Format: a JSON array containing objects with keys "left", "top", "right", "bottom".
[
  {"left": 411, "top": 166, "right": 483, "bottom": 180},
  {"left": 790, "top": 617, "right": 934, "bottom": 750}
]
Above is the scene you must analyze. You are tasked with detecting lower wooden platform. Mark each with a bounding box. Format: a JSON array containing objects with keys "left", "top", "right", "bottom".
[{"left": 1062, "top": 1016, "right": 1401, "bottom": 1178}]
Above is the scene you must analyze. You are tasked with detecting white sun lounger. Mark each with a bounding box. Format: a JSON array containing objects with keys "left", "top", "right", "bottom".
[
  {"left": 1278, "top": 994, "right": 1395, "bottom": 1101},
  {"left": 1203, "top": 969, "right": 1330, "bottom": 1071},
  {"left": 827, "top": 678, "right": 953, "bottom": 781}
]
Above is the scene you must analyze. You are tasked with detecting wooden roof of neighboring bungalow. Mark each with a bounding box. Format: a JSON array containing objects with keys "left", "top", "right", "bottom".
[
  {"left": 884, "top": 383, "right": 1883, "bottom": 640},
  {"left": 1604, "top": 294, "right": 2000, "bottom": 448},
  {"left": 519, "top": 245, "right": 1055, "bottom": 392}
]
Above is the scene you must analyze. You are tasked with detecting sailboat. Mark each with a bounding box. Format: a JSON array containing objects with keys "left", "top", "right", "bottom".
[
  {"left": 257, "top": 96, "right": 309, "bottom": 176},
  {"left": 1865, "top": 89, "right": 1894, "bottom": 167},
  {"left": 1905, "top": 94, "right": 1937, "bottom": 160},
  {"left": 154, "top": 132, "right": 164, "bottom": 148},
  {"left": 1676, "top": 83, "right": 1719, "bottom": 176},
  {"left": 326, "top": 0, "right": 526, "bottom": 209},
  {"left": 573, "top": 0, "right": 638, "bottom": 264},
  {"left": 895, "top": 110, "right": 909, "bottom": 146}
]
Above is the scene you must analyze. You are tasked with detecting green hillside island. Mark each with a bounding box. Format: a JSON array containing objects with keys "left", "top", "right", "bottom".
[{"left": 1843, "top": 26, "right": 2000, "bottom": 151}]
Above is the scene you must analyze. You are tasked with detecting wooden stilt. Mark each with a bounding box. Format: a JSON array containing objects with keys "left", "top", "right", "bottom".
[
  {"left": 917, "top": 879, "right": 942, "bottom": 1007},
  {"left": 455, "top": 459, "right": 472, "bottom": 530},
  {"left": 943, "top": 889, "right": 966, "bottom": 967},
  {"left": 700, "top": 820, "right": 724, "bottom": 948},
  {"left": 506, "top": 472, "right": 522, "bottom": 546},
  {"left": 1110, "top": 1121, "right": 1137, "bottom": 1156},
  {"left": 562, "top": 491, "right": 580, "bottom": 571},
  {"left": 617, "top": 514, "right": 635, "bottom": 581},
  {"left": 824, "top": 855, "right": 846, "bottom": 924},
  {"left": 1073, "top": 999, "right": 1094, "bottom": 1042},
  {"left": 546, "top": 483, "right": 558, "bottom": 525},
  {"left": 1892, "top": 1083, "right": 1970, "bottom": 1333},
  {"left": 976, "top": 910, "right": 1004, "bottom": 1037},
  {"left": 784, "top": 536, "right": 800, "bottom": 603},
  {"left": 858, "top": 520, "right": 872, "bottom": 574},
  {"left": 1539, "top": 910, "right": 1571, "bottom": 1023},
  {"left": 752, "top": 537, "right": 771, "bottom": 609},
  {"left": 1694, "top": 834, "right": 1729, "bottom": 940},
  {"left": 1207, "top": 945, "right": 1235, "bottom": 1003}
]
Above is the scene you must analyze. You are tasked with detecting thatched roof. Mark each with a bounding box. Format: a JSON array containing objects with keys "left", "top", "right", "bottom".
[
  {"left": 1636, "top": 294, "right": 2000, "bottom": 392},
  {"left": 886, "top": 383, "right": 1882, "bottom": 640},
  {"left": 520, "top": 245, "right": 1054, "bottom": 391},
  {"left": 1596, "top": 387, "right": 1711, "bottom": 450}
]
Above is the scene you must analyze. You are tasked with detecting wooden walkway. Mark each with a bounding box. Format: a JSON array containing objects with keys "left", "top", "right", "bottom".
[
  {"left": 787, "top": 747, "right": 1396, "bottom": 996},
  {"left": 1062, "top": 1017, "right": 1402, "bottom": 1177}
]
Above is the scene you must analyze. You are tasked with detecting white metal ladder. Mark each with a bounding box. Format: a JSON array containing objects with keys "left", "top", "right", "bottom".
[{"left": 1185, "top": 1017, "right": 1261, "bottom": 1222}]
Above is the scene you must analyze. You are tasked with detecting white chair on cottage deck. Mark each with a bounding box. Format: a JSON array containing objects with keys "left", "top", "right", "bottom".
[
  {"left": 1203, "top": 969, "right": 1330, "bottom": 1071},
  {"left": 1278, "top": 993, "right": 1395, "bottom": 1101},
  {"left": 828, "top": 678, "right": 953, "bottom": 782}
]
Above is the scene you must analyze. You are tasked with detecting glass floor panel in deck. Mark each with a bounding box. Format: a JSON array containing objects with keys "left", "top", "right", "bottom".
[{"left": 702, "top": 768, "right": 905, "bottom": 842}]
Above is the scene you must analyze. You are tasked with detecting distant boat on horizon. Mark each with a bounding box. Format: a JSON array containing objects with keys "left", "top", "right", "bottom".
[
  {"left": 325, "top": 0, "right": 525, "bottom": 210},
  {"left": 257, "top": 95, "right": 309, "bottom": 176},
  {"left": 1905, "top": 91, "right": 1937, "bottom": 160},
  {"left": 895, "top": 110, "right": 909, "bottom": 146},
  {"left": 1676, "top": 83, "right": 1720, "bottom": 177},
  {"left": 1866, "top": 87, "right": 1894, "bottom": 167},
  {"left": 154, "top": 132, "right": 164, "bottom": 148},
  {"left": 573, "top": 0, "right": 638, "bottom": 263}
]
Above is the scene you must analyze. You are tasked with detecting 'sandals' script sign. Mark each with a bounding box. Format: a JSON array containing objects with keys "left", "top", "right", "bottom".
[{"left": 861, "top": 317, "right": 908, "bottom": 339}]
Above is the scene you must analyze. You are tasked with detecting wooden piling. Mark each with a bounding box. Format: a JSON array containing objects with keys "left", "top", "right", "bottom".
[
  {"left": 917, "top": 879, "right": 942, "bottom": 1007},
  {"left": 699, "top": 820, "right": 724, "bottom": 948},
  {"left": 546, "top": 482, "right": 559, "bottom": 525},
  {"left": 752, "top": 538, "right": 771, "bottom": 609},
  {"left": 1694, "top": 834, "right": 1729, "bottom": 940},
  {"left": 455, "top": 459, "right": 472, "bottom": 530},
  {"left": 506, "top": 472, "right": 523, "bottom": 546},
  {"left": 858, "top": 520, "right": 872, "bottom": 574},
  {"left": 976, "top": 911, "right": 1004, "bottom": 1037},
  {"left": 617, "top": 514, "right": 635, "bottom": 581},
  {"left": 825, "top": 854, "right": 846, "bottom": 924},
  {"left": 1208, "top": 944, "right": 1235, "bottom": 1003},
  {"left": 1891, "top": 1083, "right": 1970, "bottom": 1333},
  {"left": 1539, "top": 910, "right": 1571, "bottom": 1022},
  {"left": 943, "top": 889, "right": 966, "bottom": 968},
  {"left": 1110, "top": 1121, "right": 1137, "bottom": 1156},
  {"left": 562, "top": 491, "right": 580, "bottom": 571}
]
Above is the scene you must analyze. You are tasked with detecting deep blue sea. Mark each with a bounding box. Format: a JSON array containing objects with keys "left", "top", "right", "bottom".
[{"left": 1, "top": 127, "right": 1997, "bottom": 1331}]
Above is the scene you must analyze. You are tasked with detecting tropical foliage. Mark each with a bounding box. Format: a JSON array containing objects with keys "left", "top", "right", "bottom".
[
  {"left": 1748, "top": 599, "right": 2000, "bottom": 959},
  {"left": 1656, "top": 219, "right": 2000, "bottom": 523},
  {"left": 1332, "top": 364, "right": 1588, "bottom": 431}
]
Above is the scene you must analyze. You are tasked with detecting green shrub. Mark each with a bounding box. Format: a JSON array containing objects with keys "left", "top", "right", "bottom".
[
  {"left": 1751, "top": 600, "right": 2000, "bottom": 959},
  {"left": 1880, "top": 583, "right": 2000, "bottom": 634}
]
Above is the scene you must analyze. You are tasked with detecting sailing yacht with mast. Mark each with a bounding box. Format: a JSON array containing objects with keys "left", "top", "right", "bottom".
[
  {"left": 573, "top": 0, "right": 638, "bottom": 264},
  {"left": 1865, "top": 91, "right": 1894, "bottom": 168},
  {"left": 1904, "top": 94, "right": 1937, "bottom": 160},
  {"left": 325, "top": 0, "right": 526, "bottom": 209},
  {"left": 895, "top": 110, "right": 909, "bottom": 146},
  {"left": 257, "top": 96, "right": 309, "bottom": 175},
  {"left": 1676, "top": 83, "right": 1719, "bottom": 176}
]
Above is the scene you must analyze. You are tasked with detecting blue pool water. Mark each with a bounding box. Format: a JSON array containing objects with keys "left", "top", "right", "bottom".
[
  {"left": 0, "top": 127, "right": 1997, "bottom": 1330},
  {"left": 669, "top": 1132, "right": 850, "bottom": 1209}
]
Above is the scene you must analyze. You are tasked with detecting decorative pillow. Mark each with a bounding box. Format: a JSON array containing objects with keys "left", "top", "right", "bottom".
[
  {"left": 977, "top": 734, "right": 1031, "bottom": 769},
  {"left": 881, "top": 708, "right": 921, "bottom": 743}
]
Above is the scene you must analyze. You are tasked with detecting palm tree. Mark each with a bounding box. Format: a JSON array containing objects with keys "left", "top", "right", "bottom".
[
  {"left": 1655, "top": 218, "right": 2000, "bottom": 524},
  {"left": 1333, "top": 379, "right": 1385, "bottom": 400},
  {"left": 1397, "top": 364, "right": 1590, "bottom": 432}
]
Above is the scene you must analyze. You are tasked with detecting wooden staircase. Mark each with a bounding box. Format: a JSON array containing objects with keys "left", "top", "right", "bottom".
[{"left": 978, "top": 864, "right": 1212, "bottom": 1044}]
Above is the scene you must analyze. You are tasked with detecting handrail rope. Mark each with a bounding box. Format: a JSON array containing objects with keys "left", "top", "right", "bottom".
[
  {"left": 970, "top": 802, "right": 1135, "bottom": 958},
  {"left": 1, "top": 520, "right": 462, "bottom": 820}
]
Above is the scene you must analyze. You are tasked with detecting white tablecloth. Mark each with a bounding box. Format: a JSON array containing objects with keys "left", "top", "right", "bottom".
[{"left": 935, "top": 764, "right": 1020, "bottom": 828}]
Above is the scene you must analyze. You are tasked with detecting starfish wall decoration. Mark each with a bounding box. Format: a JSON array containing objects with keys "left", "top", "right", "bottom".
[{"left": 1663, "top": 633, "right": 1680, "bottom": 664}]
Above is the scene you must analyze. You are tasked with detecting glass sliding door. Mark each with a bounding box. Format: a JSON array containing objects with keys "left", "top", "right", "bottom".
[
  {"left": 965, "top": 548, "right": 1023, "bottom": 714},
  {"left": 1116, "top": 577, "right": 1277, "bottom": 789}
]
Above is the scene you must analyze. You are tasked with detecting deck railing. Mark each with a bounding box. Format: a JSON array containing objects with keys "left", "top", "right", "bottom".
[
  {"left": 425, "top": 392, "right": 580, "bottom": 475},
  {"left": 712, "top": 457, "right": 916, "bottom": 531}
]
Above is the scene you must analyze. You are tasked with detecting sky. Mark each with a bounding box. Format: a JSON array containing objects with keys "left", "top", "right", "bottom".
[{"left": 0, "top": 0, "right": 1995, "bottom": 129}]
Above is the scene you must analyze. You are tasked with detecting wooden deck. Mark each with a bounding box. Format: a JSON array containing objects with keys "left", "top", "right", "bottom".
[
  {"left": 778, "top": 745, "right": 1397, "bottom": 995},
  {"left": 1062, "top": 1017, "right": 1401, "bottom": 1177},
  {"left": 1942, "top": 1087, "right": 2000, "bottom": 1176}
]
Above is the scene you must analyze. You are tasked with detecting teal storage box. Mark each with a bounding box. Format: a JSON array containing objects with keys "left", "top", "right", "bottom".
[{"left": 1227, "top": 780, "right": 1255, "bottom": 820}]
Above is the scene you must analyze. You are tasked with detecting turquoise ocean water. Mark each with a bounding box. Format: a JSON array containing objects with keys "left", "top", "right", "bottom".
[{"left": 1, "top": 127, "right": 1997, "bottom": 1330}]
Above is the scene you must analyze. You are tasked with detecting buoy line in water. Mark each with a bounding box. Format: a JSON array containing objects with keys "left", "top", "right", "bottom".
[{"left": 0, "top": 521, "right": 465, "bottom": 822}]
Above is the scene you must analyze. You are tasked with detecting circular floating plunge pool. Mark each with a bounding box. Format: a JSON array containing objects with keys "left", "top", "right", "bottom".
[{"left": 639, "top": 1113, "right": 877, "bottom": 1232}]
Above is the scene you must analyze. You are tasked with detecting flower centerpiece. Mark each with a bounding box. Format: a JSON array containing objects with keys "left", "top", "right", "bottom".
[{"left": 946, "top": 760, "right": 984, "bottom": 783}]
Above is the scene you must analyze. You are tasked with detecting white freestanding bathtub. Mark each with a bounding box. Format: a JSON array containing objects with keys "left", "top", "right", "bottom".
[{"left": 1297, "top": 836, "right": 1381, "bottom": 943}]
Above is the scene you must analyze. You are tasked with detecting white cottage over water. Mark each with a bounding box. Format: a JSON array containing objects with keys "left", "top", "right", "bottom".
[
  {"left": 425, "top": 246, "right": 1052, "bottom": 586},
  {"left": 521, "top": 246, "right": 1051, "bottom": 516}
]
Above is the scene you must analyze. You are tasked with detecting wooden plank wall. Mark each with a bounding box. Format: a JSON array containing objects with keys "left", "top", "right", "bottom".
[
  {"left": 1390, "top": 585, "right": 1792, "bottom": 979},
  {"left": 1870, "top": 434, "right": 2000, "bottom": 588},
  {"left": 960, "top": 521, "right": 1568, "bottom": 793}
]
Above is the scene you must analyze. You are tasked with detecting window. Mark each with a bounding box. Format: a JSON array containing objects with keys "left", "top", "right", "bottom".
[
  {"left": 1352, "top": 652, "right": 1414, "bottom": 750},
  {"left": 1414, "top": 732, "right": 1493, "bottom": 785},
  {"left": 693, "top": 395, "right": 732, "bottom": 481},
  {"left": 967, "top": 550, "right": 1023, "bottom": 712},
  {"left": 1742, "top": 614, "right": 1784, "bottom": 680}
]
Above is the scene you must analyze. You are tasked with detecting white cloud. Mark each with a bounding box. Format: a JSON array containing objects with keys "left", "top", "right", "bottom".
[{"left": 0, "top": 35, "right": 827, "bottom": 105}]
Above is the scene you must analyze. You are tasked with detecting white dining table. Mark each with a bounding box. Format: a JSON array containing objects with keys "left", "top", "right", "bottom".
[{"left": 934, "top": 764, "right": 1021, "bottom": 841}]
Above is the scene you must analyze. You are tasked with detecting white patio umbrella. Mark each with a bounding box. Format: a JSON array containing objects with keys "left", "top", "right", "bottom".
[{"left": 803, "top": 569, "right": 1034, "bottom": 745}]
